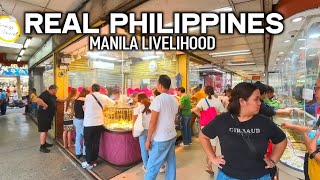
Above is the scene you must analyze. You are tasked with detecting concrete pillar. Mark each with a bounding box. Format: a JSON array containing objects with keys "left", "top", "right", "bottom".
[{"left": 16, "top": 76, "right": 21, "bottom": 99}]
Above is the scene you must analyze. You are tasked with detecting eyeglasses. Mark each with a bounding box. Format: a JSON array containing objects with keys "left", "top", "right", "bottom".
[{"left": 314, "top": 86, "right": 320, "bottom": 92}]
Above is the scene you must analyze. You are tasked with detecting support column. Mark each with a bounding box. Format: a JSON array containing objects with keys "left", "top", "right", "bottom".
[
  {"left": 16, "top": 76, "right": 21, "bottom": 98},
  {"left": 178, "top": 54, "right": 189, "bottom": 92},
  {"left": 54, "top": 53, "right": 68, "bottom": 139}
]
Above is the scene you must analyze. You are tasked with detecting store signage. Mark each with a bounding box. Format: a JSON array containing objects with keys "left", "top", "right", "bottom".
[
  {"left": 252, "top": 75, "right": 260, "bottom": 80},
  {"left": 0, "top": 16, "right": 21, "bottom": 43},
  {"left": 0, "top": 65, "right": 28, "bottom": 76}
]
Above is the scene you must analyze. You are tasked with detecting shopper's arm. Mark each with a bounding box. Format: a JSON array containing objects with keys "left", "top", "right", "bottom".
[
  {"left": 192, "top": 106, "right": 201, "bottom": 117},
  {"left": 36, "top": 98, "right": 48, "bottom": 110},
  {"left": 145, "top": 110, "right": 159, "bottom": 151},
  {"left": 276, "top": 108, "right": 292, "bottom": 116},
  {"left": 281, "top": 122, "right": 310, "bottom": 133},
  {"left": 199, "top": 132, "right": 225, "bottom": 168},
  {"left": 268, "top": 139, "right": 287, "bottom": 165},
  {"left": 304, "top": 131, "right": 320, "bottom": 162}
]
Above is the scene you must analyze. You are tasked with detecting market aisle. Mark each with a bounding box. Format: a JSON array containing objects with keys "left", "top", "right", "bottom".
[
  {"left": 0, "top": 109, "right": 91, "bottom": 180},
  {"left": 111, "top": 137, "right": 219, "bottom": 180}
]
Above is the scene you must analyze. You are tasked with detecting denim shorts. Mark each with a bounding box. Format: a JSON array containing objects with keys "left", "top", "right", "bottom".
[{"left": 217, "top": 169, "right": 270, "bottom": 180}]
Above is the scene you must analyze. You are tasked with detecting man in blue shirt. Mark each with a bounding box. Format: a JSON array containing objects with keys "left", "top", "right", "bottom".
[{"left": 0, "top": 89, "right": 7, "bottom": 115}]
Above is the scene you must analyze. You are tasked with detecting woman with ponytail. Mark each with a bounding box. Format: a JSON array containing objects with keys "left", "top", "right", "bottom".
[
  {"left": 133, "top": 93, "right": 152, "bottom": 172},
  {"left": 193, "top": 86, "right": 226, "bottom": 121},
  {"left": 192, "top": 86, "right": 226, "bottom": 173}
]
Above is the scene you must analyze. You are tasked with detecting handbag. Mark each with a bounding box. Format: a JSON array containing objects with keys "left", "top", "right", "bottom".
[
  {"left": 199, "top": 98, "right": 217, "bottom": 126},
  {"left": 132, "top": 112, "right": 144, "bottom": 137}
]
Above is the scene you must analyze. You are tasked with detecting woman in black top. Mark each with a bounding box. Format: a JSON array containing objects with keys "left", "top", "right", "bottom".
[
  {"left": 73, "top": 88, "right": 90, "bottom": 159},
  {"left": 199, "top": 82, "right": 287, "bottom": 179}
]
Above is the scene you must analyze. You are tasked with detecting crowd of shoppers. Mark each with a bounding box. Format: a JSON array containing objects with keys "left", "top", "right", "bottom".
[{"left": 32, "top": 75, "right": 320, "bottom": 180}]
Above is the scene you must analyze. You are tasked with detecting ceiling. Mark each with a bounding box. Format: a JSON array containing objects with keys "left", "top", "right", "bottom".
[
  {"left": 0, "top": 0, "right": 85, "bottom": 62},
  {"left": 268, "top": 8, "right": 320, "bottom": 72},
  {"left": 131, "top": 0, "right": 276, "bottom": 78}
]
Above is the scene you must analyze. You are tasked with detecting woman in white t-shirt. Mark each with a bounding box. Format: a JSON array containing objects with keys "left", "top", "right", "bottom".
[
  {"left": 193, "top": 86, "right": 226, "bottom": 118},
  {"left": 133, "top": 93, "right": 152, "bottom": 172},
  {"left": 192, "top": 86, "right": 226, "bottom": 174}
]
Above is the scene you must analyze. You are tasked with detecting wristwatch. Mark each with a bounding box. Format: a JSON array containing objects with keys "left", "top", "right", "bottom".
[{"left": 309, "top": 149, "right": 320, "bottom": 159}]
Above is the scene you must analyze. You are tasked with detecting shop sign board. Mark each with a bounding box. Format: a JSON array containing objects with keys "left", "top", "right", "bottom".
[
  {"left": 252, "top": 75, "right": 261, "bottom": 81},
  {"left": 0, "top": 16, "right": 20, "bottom": 43},
  {"left": 0, "top": 64, "right": 28, "bottom": 76}
]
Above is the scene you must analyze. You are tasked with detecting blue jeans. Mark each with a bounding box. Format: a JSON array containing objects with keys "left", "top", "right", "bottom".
[
  {"left": 31, "top": 102, "right": 38, "bottom": 114},
  {"left": 217, "top": 169, "right": 271, "bottom": 180},
  {"left": 73, "top": 118, "right": 86, "bottom": 156},
  {"left": 145, "top": 137, "right": 176, "bottom": 180},
  {"left": 182, "top": 114, "right": 192, "bottom": 145},
  {"left": 139, "top": 130, "right": 149, "bottom": 167}
]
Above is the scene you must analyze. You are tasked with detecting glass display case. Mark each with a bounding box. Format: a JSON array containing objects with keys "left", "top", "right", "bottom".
[
  {"left": 103, "top": 106, "right": 134, "bottom": 132},
  {"left": 274, "top": 109, "right": 316, "bottom": 172},
  {"left": 270, "top": 13, "right": 320, "bottom": 180}
]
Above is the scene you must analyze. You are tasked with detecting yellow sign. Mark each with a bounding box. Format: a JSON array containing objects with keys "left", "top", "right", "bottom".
[{"left": 0, "top": 16, "right": 21, "bottom": 43}]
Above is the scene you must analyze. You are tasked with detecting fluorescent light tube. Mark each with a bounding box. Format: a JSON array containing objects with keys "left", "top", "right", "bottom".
[
  {"left": 227, "top": 62, "right": 255, "bottom": 66},
  {"left": 212, "top": 7, "right": 233, "bottom": 13},
  {"left": 19, "top": 49, "right": 25, "bottom": 56},
  {"left": 142, "top": 55, "right": 161, "bottom": 60},
  {"left": 309, "top": 54, "right": 317, "bottom": 57},
  {"left": 213, "top": 68, "right": 225, "bottom": 73},
  {"left": 309, "top": 34, "right": 320, "bottom": 39},
  {"left": 291, "top": 17, "right": 304, "bottom": 23},
  {"left": 0, "top": 41, "right": 23, "bottom": 49},
  {"left": 17, "top": 57, "right": 21, "bottom": 62},
  {"left": 209, "top": 49, "right": 250, "bottom": 55},
  {"left": 24, "top": 38, "right": 32, "bottom": 48},
  {"left": 212, "top": 52, "right": 251, "bottom": 57}
]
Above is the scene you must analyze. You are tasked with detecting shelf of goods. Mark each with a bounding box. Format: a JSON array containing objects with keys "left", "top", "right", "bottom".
[{"left": 99, "top": 106, "right": 141, "bottom": 166}]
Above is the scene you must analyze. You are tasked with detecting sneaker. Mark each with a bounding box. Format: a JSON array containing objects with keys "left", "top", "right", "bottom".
[
  {"left": 159, "top": 165, "right": 166, "bottom": 173},
  {"left": 179, "top": 142, "right": 190, "bottom": 147},
  {"left": 40, "top": 146, "right": 50, "bottom": 153},
  {"left": 86, "top": 164, "right": 94, "bottom": 170},
  {"left": 45, "top": 142, "right": 53, "bottom": 148},
  {"left": 141, "top": 165, "right": 146, "bottom": 172},
  {"left": 81, "top": 161, "right": 90, "bottom": 169}
]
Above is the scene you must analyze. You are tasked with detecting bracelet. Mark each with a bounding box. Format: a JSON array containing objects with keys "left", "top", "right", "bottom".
[
  {"left": 269, "top": 158, "right": 277, "bottom": 166},
  {"left": 309, "top": 149, "right": 320, "bottom": 159}
]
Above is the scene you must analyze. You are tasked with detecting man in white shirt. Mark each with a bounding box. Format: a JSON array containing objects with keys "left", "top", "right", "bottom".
[
  {"left": 81, "top": 84, "right": 115, "bottom": 170},
  {"left": 145, "top": 75, "right": 179, "bottom": 180}
]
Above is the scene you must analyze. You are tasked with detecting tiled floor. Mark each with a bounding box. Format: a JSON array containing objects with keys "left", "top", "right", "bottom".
[
  {"left": 111, "top": 138, "right": 218, "bottom": 180},
  {"left": 0, "top": 109, "right": 91, "bottom": 180},
  {"left": 1, "top": 108, "right": 218, "bottom": 180}
]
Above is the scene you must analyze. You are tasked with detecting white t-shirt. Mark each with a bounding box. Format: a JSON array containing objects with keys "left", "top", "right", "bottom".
[
  {"left": 13, "top": 93, "right": 18, "bottom": 101},
  {"left": 134, "top": 103, "right": 152, "bottom": 129},
  {"left": 83, "top": 92, "right": 115, "bottom": 127},
  {"left": 196, "top": 96, "right": 226, "bottom": 113},
  {"left": 149, "top": 93, "right": 179, "bottom": 142}
]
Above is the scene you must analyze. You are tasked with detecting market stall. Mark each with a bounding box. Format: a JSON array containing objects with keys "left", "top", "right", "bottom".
[{"left": 99, "top": 105, "right": 141, "bottom": 166}]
